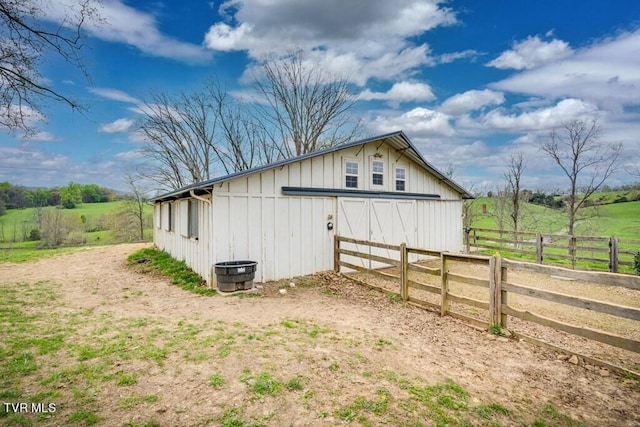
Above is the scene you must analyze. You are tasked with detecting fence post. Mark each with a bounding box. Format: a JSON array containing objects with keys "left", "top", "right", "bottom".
[
  {"left": 500, "top": 265, "right": 508, "bottom": 328},
  {"left": 464, "top": 228, "right": 470, "bottom": 253},
  {"left": 441, "top": 254, "right": 449, "bottom": 316},
  {"left": 536, "top": 233, "right": 543, "bottom": 264},
  {"left": 400, "top": 243, "right": 408, "bottom": 301},
  {"left": 570, "top": 236, "right": 577, "bottom": 269},
  {"left": 609, "top": 237, "right": 619, "bottom": 273},
  {"left": 489, "top": 255, "right": 503, "bottom": 327},
  {"left": 333, "top": 235, "right": 340, "bottom": 273}
]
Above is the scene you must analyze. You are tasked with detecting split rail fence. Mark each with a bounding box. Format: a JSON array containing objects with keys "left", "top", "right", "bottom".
[
  {"left": 334, "top": 235, "right": 640, "bottom": 374},
  {"left": 465, "top": 227, "right": 640, "bottom": 273}
]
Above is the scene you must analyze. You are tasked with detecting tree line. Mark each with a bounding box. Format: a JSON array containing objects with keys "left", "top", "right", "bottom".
[{"left": 0, "top": 182, "right": 118, "bottom": 215}]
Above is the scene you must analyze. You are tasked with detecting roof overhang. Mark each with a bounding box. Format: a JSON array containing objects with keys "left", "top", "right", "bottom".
[{"left": 150, "top": 131, "right": 475, "bottom": 202}]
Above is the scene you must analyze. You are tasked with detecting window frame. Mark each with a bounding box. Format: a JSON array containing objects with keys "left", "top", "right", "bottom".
[
  {"left": 394, "top": 165, "right": 407, "bottom": 192},
  {"left": 188, "top": 199, "right": 199, "bottom": 239},
  {"left": 167, "top": 202, "right": 175, "bottom": 232},
  {"left": 344, "top": 159, "right": 360, "bottom": 189},
  {"left": 371, "top": 158, "right": 384, "bottom": 188}
]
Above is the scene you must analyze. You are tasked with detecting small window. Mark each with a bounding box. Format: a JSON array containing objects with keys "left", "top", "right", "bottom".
[
  {"left": 188, "top": 200, "right": 199, "bottom": 238},
  {"left": 345, "top": 161, "right": 359, "bottom": 189},
  {"left": 372, "top": 160, "right": 384, "bottom": 186},
  {"left": 167, "top": 203, "right": 175, "bottom": 232},
  {"left": 395, "top": 166, "right": 406, "bottom": 191}
]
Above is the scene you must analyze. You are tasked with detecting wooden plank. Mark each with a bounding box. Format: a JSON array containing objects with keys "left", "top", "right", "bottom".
[
  {"left": 511, "top": 332, "right": 640, "bottom": 379},
  {"left": 447, "top": 310, "right": 489, "bottom": 330},
  {"left": 441, "top": 256, "right": 449, "bottom": 316},
  {"left": 408, "top": 279, "right": 440, "bottom": 294},
  {"left": 408, "top": 263, "right": 440, "bottom": 275},
  {"left": 448, "top": 292, "right": 489, "bottom": 310},
  {"left": 407, "top": 296, "right": 440, "bottom": 310},
  {"left": 338, "top": 248, "right": 400, "bottom": 267},
  {"left": 472, "top": 228, "right": 538, "bottom": 237},
  {"left": 502, "top": 305, "right": 640, "bottom": 353},
  {"left": 333, "top": 235, "right": 339, "bottom": 273},
  {"left": 502, "top": 282, "right": 640, "bottom": 321},
  {"left": 401, "top": 243, "right": 408, "bottom": 301},
  {"left": 340, "top": 273, "right": 400, "bottom": 299},
  {"left": 406, "top": 247, "right": 442, "bottom": 257},
  {"left": 338, "top": 260, "right": 400, "bottom": 282},
  {"left": 337, "top": 236, "right": 400, "bottom": 251},
  {"left": 443, "top": 252, "right": 491, "bottom": 264},
  {"left": 502, "top": 258, "right": 640, "bottom": 290},
  {"left": 489, "top": 255, "right": 502, "bottom": 326},
  {"left": 447, "top": 272, "right": 490, "bottom": 288}
]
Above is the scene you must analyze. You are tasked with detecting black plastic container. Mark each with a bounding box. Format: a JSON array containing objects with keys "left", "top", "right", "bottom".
[{"left": 214, "top": 261, "right": 258, "bottom": 292}]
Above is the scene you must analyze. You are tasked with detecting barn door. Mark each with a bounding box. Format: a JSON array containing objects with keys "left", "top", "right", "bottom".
[{"left": 337, "top": 198, "right": 370, "bottom": 268}]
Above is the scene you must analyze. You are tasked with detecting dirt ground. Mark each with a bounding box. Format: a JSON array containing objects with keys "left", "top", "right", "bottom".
[{"left": 1, "top": 243, "right": 639, "bottom": 426}]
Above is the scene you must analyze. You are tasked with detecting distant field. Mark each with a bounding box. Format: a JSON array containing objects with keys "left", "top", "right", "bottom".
[
  {"left": 471, "top": 198, "right": 640, "bottom": 240},
  {"left": 0, "top": 201, "right": 153, "bottom": 246},
  {"left": 0, "top": 201, "right": 144, "bottom": 226}
]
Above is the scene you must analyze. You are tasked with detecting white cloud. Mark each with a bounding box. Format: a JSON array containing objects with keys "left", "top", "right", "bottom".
[
  {"left": 439, "top": 90, "right": 505, "bottom": 115},
  {"left": 22, "top": 131, "right": 57, "bottom": 142},
  {"left": 89, "top": 88, "right": 140, "bottom": 104},
  {"left": 487, "top": 35, "right": 573, "bottom": 70},
  {"left": 460, "top": 98, "right": 598, "bottom": 132},
  {"left": 205, "top": 0, "right": 456, "bottom": 84},
  {"left": 359, "top": 81, "right": 435, "bottom": 106},
  {"left": 369, "top": 107, "right": 454, "bottom": 136},
  {"left": 490, "top": 30, "right": 640, "bottom": 109},
  {"left": 35, "top": 0, "right": 211, "bottom": 63},
  {"left": 99, "top": 118, "right": 135, "bottom": 133}
]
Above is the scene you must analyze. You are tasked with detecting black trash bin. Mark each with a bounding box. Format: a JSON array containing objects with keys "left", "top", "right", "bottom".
[{"left": 214, "top": 261, "right": 258, "bottom": 292}]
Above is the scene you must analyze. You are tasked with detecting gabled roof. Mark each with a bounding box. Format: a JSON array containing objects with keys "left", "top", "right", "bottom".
[{"left": 151, "top": 130, "right": 474, "bottom": 202}]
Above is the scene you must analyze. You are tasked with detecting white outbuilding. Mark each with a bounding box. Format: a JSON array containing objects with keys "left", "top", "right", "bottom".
[{"left": 151, "top": 131, "right": 473, "bottom": 286}]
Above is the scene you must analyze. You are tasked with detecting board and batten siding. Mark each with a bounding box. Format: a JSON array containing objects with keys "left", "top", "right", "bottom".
[
  {"left": 153, "top": 195, "right": 212, "bottom": 283},
  {"left": 211, "top": 194, "right": 335, "bottom": 283},
  {"left": 153, "top": 138, "right": 466, "bottom": 286}
]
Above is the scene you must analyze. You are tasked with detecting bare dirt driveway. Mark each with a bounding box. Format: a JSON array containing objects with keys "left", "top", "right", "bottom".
[{"left": 1, "top": 243, "right": 639, "bottom": 426}]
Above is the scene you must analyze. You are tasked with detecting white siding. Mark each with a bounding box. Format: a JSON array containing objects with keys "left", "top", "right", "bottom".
[
  {"left": 154, "top": 138, "right": 465, "bottom": 286},
  {"left": 153, "top": 196, "right": 212, "bottom": 284},
  {"left": 212, "top": 193, "right": 335, "bottom": 283}
]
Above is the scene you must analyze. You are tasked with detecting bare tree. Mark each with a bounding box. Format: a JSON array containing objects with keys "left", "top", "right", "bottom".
[
  {"left": 504, "top": 152, "right": 526, "bottom": 240},
  {"left": 253, "top": 51, "right": 363, "bottom": 158},
  {"left": 137, "top": 82, "right": 270, "bottom": 190},
  {"left": 541, "top": 117, "right": 621, "bottom": 236},
  {"left": 137, "top": 90, "right": 219, "bottom": 190},
  {"left": 123, "top": 172, "right": 148, "bottom": 241},
  {"left": 0, "top": 0, "right": 101, "bottom": 135}
]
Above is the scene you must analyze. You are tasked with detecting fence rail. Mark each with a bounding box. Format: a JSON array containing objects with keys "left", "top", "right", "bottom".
[
  {"left": 465, "top": 227, "right": 640, "bottom": 272},
  {"left": 334, "top": 235, "right": 640, "bottom": 375}
]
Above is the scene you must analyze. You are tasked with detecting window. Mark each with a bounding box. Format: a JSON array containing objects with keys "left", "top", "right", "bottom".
[
  {"left": 345, "top": 161, "right": 359, "bottom": 188},
  {"left": 167, "top": 202, "right": 175, "bottom": 231},
  {"left": 372, "top": 160, "right": 384, "bottom": 186},
  {"left": 395, "top": 166, "right": 406, "bottom": 191},
  {"left": 154, "top": 204, "right": 161, "bottom": 229},
  {"left": 188, "top": 200, "right": 199, "bottom": 238}
]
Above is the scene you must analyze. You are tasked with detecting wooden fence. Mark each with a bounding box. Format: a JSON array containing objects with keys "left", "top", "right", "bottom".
[
  {"left": 465, "top": 227, "right": 640, "bottom": 272},
  {"left": 334, "top": 235, "right": 640, "bottom": 374}
]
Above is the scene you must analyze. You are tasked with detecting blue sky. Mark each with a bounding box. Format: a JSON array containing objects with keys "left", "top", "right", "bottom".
[{"left": 1, "top": 0, "right": 640, "bottom": 193}]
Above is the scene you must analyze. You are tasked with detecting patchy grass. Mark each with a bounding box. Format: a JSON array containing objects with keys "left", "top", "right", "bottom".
[
  {"left": 0, "top": 269, "right": 600, "bottom": 426},
  {"left": 0, "top": 246, "right": 88, "bottom": 263},
  {"left": 127, "top": 247, "right": 215, "bottom": 296}
]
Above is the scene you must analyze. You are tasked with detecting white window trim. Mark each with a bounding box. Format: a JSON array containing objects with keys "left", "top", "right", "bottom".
[
  {"left": 394, "top": 165, "right": 407, "bottom": 192},
  {"left": 343, "top": 158, "right": 360, "bottom": 189},
  {"left": 371, "top": 158, "right": 385, "bottom": 188}
]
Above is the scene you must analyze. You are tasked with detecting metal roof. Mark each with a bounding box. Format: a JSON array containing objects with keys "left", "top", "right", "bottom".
[{"left": 150, "top": 130, "right": 474, "bottom": 201}]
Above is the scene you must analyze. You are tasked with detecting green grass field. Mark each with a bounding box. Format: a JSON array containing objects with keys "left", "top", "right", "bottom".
[
  {"left": 471, "top": 198, "right": 640, "bottom": 239},
  {"left": 0, "top": 201, "right": 154, "bottom": 248}
]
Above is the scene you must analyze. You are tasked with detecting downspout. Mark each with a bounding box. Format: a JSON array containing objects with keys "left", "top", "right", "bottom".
[
  {"left": 189, "top": 190, "right": 211, "bottom": 205},
  {"left": 190, "top": 190, "right": 214, "bottom": 288}
]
